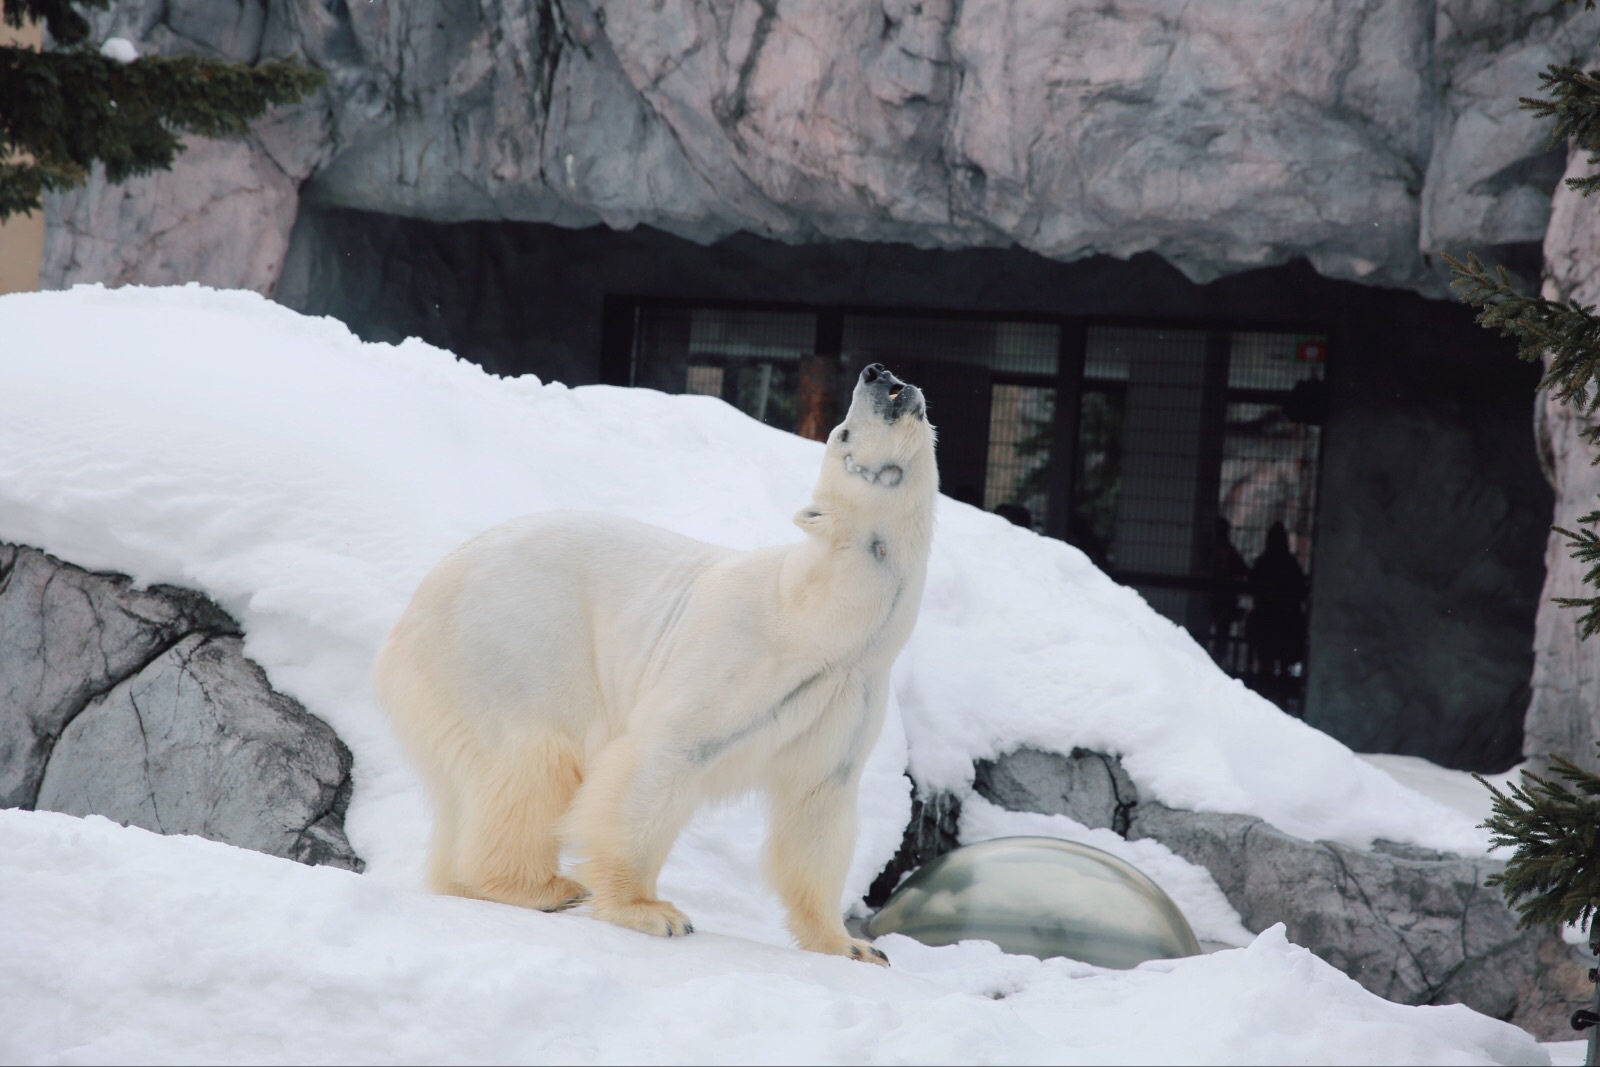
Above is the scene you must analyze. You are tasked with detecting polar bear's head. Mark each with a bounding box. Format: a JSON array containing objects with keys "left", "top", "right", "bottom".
[{"left": 809, "top": 363, "right": 939, "bottom": 511}]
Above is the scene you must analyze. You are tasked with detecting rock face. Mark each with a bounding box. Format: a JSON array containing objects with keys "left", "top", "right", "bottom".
[
  {"left": 948, "top": 747, "right": 1587, "bottom": 1038},
  {"left": 40, "top": 1, "right": 1595, "bottom": 298},
  {"left": 0, "top": 544, "right": 362, "bottom": 872},
  {"left": 1525, "top": 133, "right": 1600, "bottom": 773}
]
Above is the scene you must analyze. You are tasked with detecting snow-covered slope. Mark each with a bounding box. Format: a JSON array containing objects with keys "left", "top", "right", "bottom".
[
  {"left": 0, "top": 284, "right": 1491, "bottom": 867},
  {"left": 0, "top": 285, "right": 1542, "bottom": 1064},
  {"left": 1, "top": 810, "right": 1545, "bottom": 1066}
]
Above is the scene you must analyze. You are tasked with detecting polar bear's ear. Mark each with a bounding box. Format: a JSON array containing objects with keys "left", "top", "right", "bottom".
[{"left": 794, "top": 505, "right": 833, "bottom": 534}]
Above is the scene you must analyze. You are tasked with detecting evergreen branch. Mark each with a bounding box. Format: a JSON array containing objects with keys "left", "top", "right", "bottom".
[
  {"left": 1476, "top": 745, "right": 1600, "bottom": 930},
  {"left": 1443, "top": 252, "right": 1600, "bottom": 414},
  {"left": 1523, "top": 67, "right": 1600, "bottom": 151},
  {"left": 1553, "top": 512, "right": 1600, "bottom": 637},
  {"left": 0, "top": 44, "right": 323, "bottom": 221},
  {"left": 1522, "top": 64, "right": 1600, "bottom": 197}
]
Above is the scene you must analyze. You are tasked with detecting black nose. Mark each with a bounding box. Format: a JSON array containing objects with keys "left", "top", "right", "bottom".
[{"left": 861, "top": 363, "right": 887, "bottom": 384}]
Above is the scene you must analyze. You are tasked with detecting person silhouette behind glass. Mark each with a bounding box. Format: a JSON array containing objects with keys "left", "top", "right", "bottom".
[{"left": 1245, "top": 521, "right": 1308, "bottom": 704}]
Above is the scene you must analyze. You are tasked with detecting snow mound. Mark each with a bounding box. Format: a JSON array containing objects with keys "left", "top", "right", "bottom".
[
  {"left": 0, "top": 283, "right": 1491, "bottom": 882},
  {"left": 0, "top": 810, "right": 1547, "bottom": 1066},
  {"left": 0, "top": 283, "right": 1546, "bottom": 1064}
]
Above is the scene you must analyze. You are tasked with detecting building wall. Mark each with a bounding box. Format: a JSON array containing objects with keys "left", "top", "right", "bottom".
[
  {"left": 278, "top": 205, "right": 1551, "bottom": 771},
  {"left": 0, "top": 19, "right": 42, "bottom": 297}
]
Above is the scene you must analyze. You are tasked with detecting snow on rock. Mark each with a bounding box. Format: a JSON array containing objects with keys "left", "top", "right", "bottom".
[
  {"left": 98, "top": 36, "right": 138, "bottom": 63},
  {"left": 0, "top": 810, "right": 1550, "bottom": 1067}
]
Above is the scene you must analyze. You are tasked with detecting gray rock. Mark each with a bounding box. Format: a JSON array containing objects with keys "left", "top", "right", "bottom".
[
  {"left": 36, "top": 633, "right": 360, "bottom": 870},
  {"left": 1, "top": 543, "right": 362, "bottom": 872},
  {"left": 39, "top": 1, "right": 1593, "bottom": 298},
  {"left": 1523, "top": 127, "right": 1600, "bottom": 774},
  {"left": 968, "top": 746, "right": 1587, "bottom": 1039},
  {"left": 974, "top": 747, "right": 1135, "bottom": 835},
  {"left": 0, "top": 545, "right": 237, "bottom": 807}
]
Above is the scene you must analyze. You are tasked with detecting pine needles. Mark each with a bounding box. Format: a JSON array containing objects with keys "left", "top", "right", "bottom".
[
  {"left": 0, "top": 0, "right": 323, "bottom": 221},
  {"left": 1477, "top": 749, "right": 1600, "bottom": 930}
]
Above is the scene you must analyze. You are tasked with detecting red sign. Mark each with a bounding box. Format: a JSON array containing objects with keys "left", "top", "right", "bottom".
[{"left": 1295, "top": 338, "right": 1327, "bottom": 363}]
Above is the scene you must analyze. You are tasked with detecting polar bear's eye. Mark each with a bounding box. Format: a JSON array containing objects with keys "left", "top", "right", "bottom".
[{"left": 839, "top": 429, "right": 850, "bottom": 443}]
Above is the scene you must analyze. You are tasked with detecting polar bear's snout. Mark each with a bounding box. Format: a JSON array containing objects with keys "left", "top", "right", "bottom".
[{"left": 858, "top": 363, "right": 925, "bottom": 423}]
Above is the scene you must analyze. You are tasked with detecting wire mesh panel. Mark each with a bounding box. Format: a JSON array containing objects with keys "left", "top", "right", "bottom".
[
  {"left": 1075, "top": 325, "right": 1326, "bottom": 713},
  {"left": 984, "top": 383, "right": 1056, "bottom": 528},
  {"left": 632, "top": 306, "right": 818, "bottom": 432}
]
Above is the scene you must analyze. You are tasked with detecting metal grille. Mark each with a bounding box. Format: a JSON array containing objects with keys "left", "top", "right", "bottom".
[
  {"left": 1075, "top": 326, "right": 1325, "bottom": 712},
  {"left": 984, "top": 383, "right": 1056, "bottom": 529},
  {"left": 634, "top": 305, "right": 816, "bottom": 433}
]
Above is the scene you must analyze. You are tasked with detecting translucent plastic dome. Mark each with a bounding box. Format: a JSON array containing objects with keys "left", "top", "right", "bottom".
[{"left": 863, "top": 836, "right": 1202, "bottom": 969}]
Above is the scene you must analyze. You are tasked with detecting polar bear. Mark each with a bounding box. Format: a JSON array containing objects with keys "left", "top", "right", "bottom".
[{"left": 373, "top": 363, "right": 937, "bottom": 965}]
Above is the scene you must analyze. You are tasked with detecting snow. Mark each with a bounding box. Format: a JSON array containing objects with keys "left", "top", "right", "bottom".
[
  {"left": 0, "top": 811, "right": 1548, "bottom": 1066},
  {"left": 0, "top": 284, "right": 1550, "bottom": 1063},
  {"left": 99, "top": 37, "right": 138, "bottom": 63},
  {"left": 1359, "top": 753, "right": 1522, "bottom": 824}
]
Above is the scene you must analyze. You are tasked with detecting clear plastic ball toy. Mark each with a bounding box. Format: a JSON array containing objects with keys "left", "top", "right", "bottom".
[{"left": 863, "top": 836, "right": 1202, "bottom": 968}]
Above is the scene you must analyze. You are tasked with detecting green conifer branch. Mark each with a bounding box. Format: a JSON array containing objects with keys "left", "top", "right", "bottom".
[
  {"left": 1476, "top": 745, "right": 1600, "bottom": 930},
  {"left": 0, "top": 1, "right": 323, "bottom": 221},
  {"left": 1443, "top": 252, "right": 1600, "bottom": 427},
  {"left": 1521, "top": 63, "right": 1600, "bottom": 197},
  {"left": 1553, "top": 516, "right": 1600, "bottom": 638}
]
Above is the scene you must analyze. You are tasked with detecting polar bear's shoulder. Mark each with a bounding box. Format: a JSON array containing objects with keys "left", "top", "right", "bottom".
[{"left": 461, "top": 510, "right": 736, "bottom": 566}]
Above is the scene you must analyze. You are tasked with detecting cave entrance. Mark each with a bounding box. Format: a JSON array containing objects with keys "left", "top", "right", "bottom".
[{"left": 614, "top": 298, "right": 1328, "bottom": 713}]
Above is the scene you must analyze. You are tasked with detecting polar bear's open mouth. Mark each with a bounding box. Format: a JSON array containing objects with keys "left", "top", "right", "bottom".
[{"left": 888, "top": 384, "right": 903, "bottom": 401}]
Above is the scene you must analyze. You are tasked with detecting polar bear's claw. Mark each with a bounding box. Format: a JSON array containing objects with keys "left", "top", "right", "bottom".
[
  {"left": 832, "top": 937, "right": 891, "bottom": 966},
  {"left": 593, "top": 896, "right": 695, "bottom": 938}
]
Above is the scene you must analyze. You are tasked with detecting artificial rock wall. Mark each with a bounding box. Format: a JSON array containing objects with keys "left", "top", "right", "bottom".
[
  {"left": 1527, "top": 137, "right": 1600, "bottom": 771},
  {"left": 42, "top": 1, "right": 1594, "bottom": 298}
]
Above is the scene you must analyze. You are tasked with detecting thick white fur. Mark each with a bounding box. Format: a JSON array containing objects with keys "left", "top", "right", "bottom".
[{"left": 373, "top": 369, "right": 937, "bottom": 963}]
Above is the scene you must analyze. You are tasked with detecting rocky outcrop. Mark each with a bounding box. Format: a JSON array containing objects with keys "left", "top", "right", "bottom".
[
  {"left": 1525, "top": 132, "right": 1600, "bottom": 774},
  {"left": 0, "top": 544, "right": 362, "bottom": 872},
  {"left": 912, "top": 747, "right": 1587, "bottom": 1039},
  {"left": 40, "top": 1, "right": 1596, "bottom": 298}
]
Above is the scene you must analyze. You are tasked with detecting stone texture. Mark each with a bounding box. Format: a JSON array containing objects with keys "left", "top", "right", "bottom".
[
  {"left": 963, "top": 746, "right": 1587, "bottom": 1038},
  {"left": 40, "top": 1, "right": 1595, "bottom": 297},
  {"left": 973, "top": 746, "right": 1135, "bottom": 835},
  {"left": 0, "top": 545, "right": 238, "bottom": 807},
  {"left": 1524, "top": 131, "right": 1600, "bottom": 773},
  {"left": 36, "top": 633, "right": 359, "bottom": 870},
  {"left": 0, "top": 543, "right": 362, "bottom": 871}
]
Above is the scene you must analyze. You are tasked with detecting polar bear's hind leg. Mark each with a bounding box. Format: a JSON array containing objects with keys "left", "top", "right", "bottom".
[{"left": 444, "top": 733, "right": 589, "bottom": 913}]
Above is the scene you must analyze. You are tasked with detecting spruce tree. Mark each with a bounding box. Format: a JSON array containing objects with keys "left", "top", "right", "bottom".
[{"left": 0, "top": 0, "right": 322, "bottom": 222}]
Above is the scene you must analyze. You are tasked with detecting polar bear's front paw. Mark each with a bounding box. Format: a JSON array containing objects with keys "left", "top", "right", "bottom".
[
  {"left": 534, "top": 876, "right": 591, "bottom": 912},
  {"left": 593, "top": 896, "right": 696, "bottom": 938},
  {"left": 818, "top": 936, "right": 890, "bottom": 967}
]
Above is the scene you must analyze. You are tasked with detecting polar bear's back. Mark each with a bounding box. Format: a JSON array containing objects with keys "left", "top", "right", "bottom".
[{"left": 383, "top": 511, "right": 729, "bottom": 746}]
